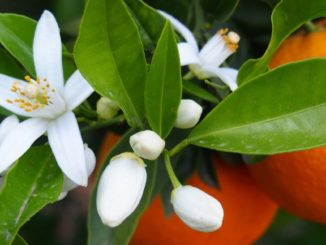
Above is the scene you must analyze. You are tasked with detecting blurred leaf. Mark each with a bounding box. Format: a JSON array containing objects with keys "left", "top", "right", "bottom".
[
  {"left": 75, "top": 0, "right": 147, "bottom": 128},
  {"left": 238, "top": 0, "right": 326, "bottom": 85},
  {"left": 125, "top": 0, "right": 165, "bottom": 44},
  {"left": 201, "top": 0, "right": 240, "bottom": 22},
  {"left": 188, "top": 59, "right": 326, "bottom": 154},
  {"left": 12, "top": 235, "right": 27, "bottom": 245},
  {"left": 0, "top": 47, "right": 24, "bottom": 77},
  {"left": 88, "top": 129, "right": 157, "bottom": 245},
  {"left": 183, "top": 80, "right": 219, "bottom": 104},
  {"left": 0, "top": 14, "right": 36, "bottom": 75},
  {"left": 145, "top": 22, "right": 182, "bottom": 138},
  {"left": 0, "top": 146, "right": 63, "bottom": 245}
]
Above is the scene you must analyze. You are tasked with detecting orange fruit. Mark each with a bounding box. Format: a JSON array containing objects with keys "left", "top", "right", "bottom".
[
  {"left": 131, "top": 155, "right": 277, "bottom": 245},
  {"left": 269, "top": 30, "right": 326, "bottom": 69},
  {"left": 249, "top": 29, "right": 326, "bottom": 223}
]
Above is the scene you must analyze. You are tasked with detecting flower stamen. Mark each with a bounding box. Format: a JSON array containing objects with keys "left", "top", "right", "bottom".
[
  {"left": 6, "top": 75, "right": 56, "bottom": 112},
  {"left": 218, "top": 28, "right": 240, "bottom": 52}
]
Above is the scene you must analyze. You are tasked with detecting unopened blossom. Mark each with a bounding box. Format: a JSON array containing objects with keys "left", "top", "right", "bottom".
[
  {"left": 174, "top": 99, "right": 203, "bottom": 129},
  {"left": 171, "top": 185, "right": 224, "bottom": 232},
  {"left": 96, "top": 97, "right": 120, "bottom": 119},
  {"left": 0, "top": 11, "right": 94, "bottom": 186},
  {"left": 96, "top": 152, "right": 147, "bottom": 227},
  {"left": 159, "top": 11, "right": 240, "bottom": 91},
  {"left": 130, "top": 130, "right": 165, "bottom": 160}
]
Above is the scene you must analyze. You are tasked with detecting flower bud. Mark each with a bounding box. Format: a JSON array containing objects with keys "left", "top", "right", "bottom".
[
  {"left": 96, "top": 97, "right": 120, "bottom": 119},
  {"left": 129, "top": 130, "right": 165, "bottom": 160},
  {"left": 174, "top": 99, "right": 203, "bottom": 129},
  {"left": 171, "top": 185, "right": 224, "bottom": 232},
  {"left": 61, "top": 144, "right": 96, "bottom": 193},
  {"left": 96, "top": 152, "right": 147, "bottom": 227}
]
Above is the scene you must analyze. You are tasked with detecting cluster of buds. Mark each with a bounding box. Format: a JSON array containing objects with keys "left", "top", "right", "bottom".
[{"left": 96, "top": 97, "right": 223, "bottom": 232}]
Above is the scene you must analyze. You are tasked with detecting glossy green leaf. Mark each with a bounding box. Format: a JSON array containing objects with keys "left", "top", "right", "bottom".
[
  {"left": 125, "top": 0, "right": 165, "bottom": 44},
  {"left": 88, "top": 130, "right": 157, "bottom": 245},
  {"left": 238, "top": 0, "right": 326, "bottom": 85},
  {"left": 188, "top": 59, "right": 326, "bottom": 154},
  {"left": 0, "top": 14, "right": 36, "bottom": 75},
  {"left": 201, "top": 0, "right": 240, "bottom": 21},
  {"left": 12, "top": 235, "right": 27, "bottom": 245},
  {"left": 145, "top": 22, "right": 182, "bottom": 138},
  {"left": 75, "top": 0, "right": 147, "bottom": 128},
  {"left": 183, "top": 80, "right": 219, "bottom": 104},
  {"left": 0, "top": 146, "right": 63, "bottom": 245}
]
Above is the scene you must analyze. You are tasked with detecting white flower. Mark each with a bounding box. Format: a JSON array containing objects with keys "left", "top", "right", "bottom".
[
  {"left": 174, "top": 99, "right": 203, "bottom": 129},
  {"left": 61, "top": 144, "right": 96, "bottom": 193},
  {"left": 129, "top": 130, "right": 165, "bottom": 160},
  {"left": 0, "top": 10, "right": 94, "bottom": 186},
  {"left": 96, "top": 97, "right": 120, "bottom": 119},
  {"left": 0, "top": 115, "right": 20, "bottom": 186},
  {"left": 96, "top": 152, "right": 147, "bottom": 227},
  {"left": 171, "top": 185, "right": 224, "bottom": 232},
  {"left": 159, "top": 11, "right": 239, "bottom": 91}
]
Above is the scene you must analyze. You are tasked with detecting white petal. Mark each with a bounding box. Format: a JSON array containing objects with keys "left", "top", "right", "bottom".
[
  {"left": 172, "top": 185, "right": 224, "bottom": 232},
  {"left": 202, "top": 66, "right": 238, "bottom": 91},
  {"left": 0, "top": 118, "right": 48, "bottom": 173},
  {"left": 96, "top": 152, "right": 147, "bottom": 227},
  {"left": 47, "top": 111, "right": 88, "bottom": 186},
  {"left": 33, "top": 10, "right": 64, "bottom": 93},
  {"left": 84, "top": 144, "right": 96, "bottom": 175},
  {"left": 129, "top": 130, "right": 165, "bottom": 160},
  {"left": 158, "top": 10, "right": 199, "bottom": 53},
  {"left": 178, "top": 43, "right": 200, "bottom": 66},
  {"left": 0, "top": 115, "right": 20, "bottom": 140},
  {"left": 64, "top": 70, "right": 94, "bottom": 110},
  {"left": 61, "top": 144, "right": 96, "bottom": 192}
]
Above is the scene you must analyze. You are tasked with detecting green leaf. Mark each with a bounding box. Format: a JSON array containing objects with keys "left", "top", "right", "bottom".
[
  {"left": 145, "top": 22, "right": 182, "bottom": 138},
  {"left": 0, "top": 48, "right": 24, "bottom": 78},
  {"left": 0, "top": 146, "right": 63, "bottom": 245},
  {"left": 88, "top": 130, "right": 157, "bottom": 245},
  {"left": 238, "top": 0, "right": 326, "bottom": 85},
  {"left": 0, "top": 14, "right": 36, "bottom": 75},
  {"left": 183, "top": 80, "right": 219, "bottom": 104},
  {"left": 12, "top": 235, "right": 27, "bottom": 245},
  {"left": 125, "top": 0, "right": 165, "bottom": 44},
  {"left": 201, "top": 0, "right": 240, "bottom": 21},
  {"left": 75, "top": 0, "right": 147, "bottom": 128},
  {"left": 188, "top": 59, "right": 326, "bottom": 154}
]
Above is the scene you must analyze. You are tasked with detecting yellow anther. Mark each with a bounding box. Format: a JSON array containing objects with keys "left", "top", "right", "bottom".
[
  {"left": 24, "top": 75, "right": 31, "bottom": 82},
  {"left": 6, "top": 99, "right": 13, "bottom": 104}
]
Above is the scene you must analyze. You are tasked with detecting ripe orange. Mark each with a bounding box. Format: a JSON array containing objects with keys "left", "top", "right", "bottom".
[
  {"left": 131, "top": 155, "right": 277, "bottom": 245},
  {"left": 269, "top": 30, "right": 326, "bottom": 68},
  {"left": 249, "top": 29, "right": 326, "bottom": 223}
]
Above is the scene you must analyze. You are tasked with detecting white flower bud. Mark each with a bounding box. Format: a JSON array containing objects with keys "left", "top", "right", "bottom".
[
  {"left": 171, "top": 185, "right": 224, "bottom": 232},
  {"left": 96, "top": 152, "right": 147, "bottom": 227},
  {"left": 129, "top": 130, "right": 165, "bottom": 160},
  {"left": 174, "top": 99, "right": 203, "bottom": 129},
  {"left": 61, "top": 144, "right": 96, "bottom": 194},
  {"left": 96, "top": 97, "right": 120, "bottom": 119}
]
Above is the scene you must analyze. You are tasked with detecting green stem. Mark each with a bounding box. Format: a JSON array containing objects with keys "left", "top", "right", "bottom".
[
  {"left": 81, "top": 115, "right": 125, "bottom": 133},
  {"left": 168, "top": 139, "right": 189, "bottom": 157},
  {"left": 183, "top": 71, "right": 194, "bottom": 80},
  {"left": 204, "top": 79, "right": 229, "bottom": 90},
  {"left": 304, "top": 21, "right": 318, "bottom": 32},
  {"left": 164, "top": 150, "right": 181, "bottom": 189}
]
